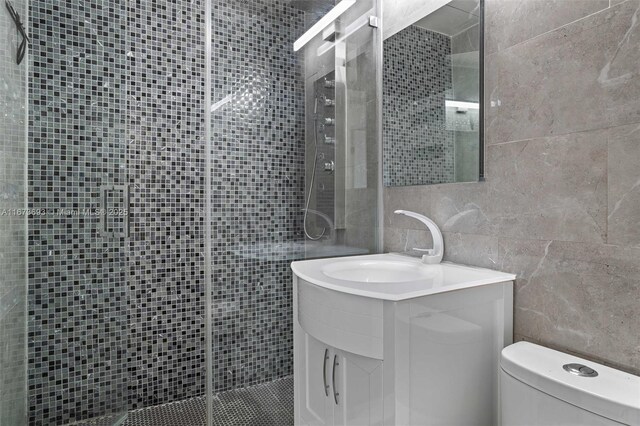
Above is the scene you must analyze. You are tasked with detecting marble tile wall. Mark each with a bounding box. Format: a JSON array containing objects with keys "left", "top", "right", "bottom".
[
  {"left": 0, "top": 0, "right": 28, "bottom": 423},
  {"left": 384, "top": 0, "right": 640, "bottom": 374}
]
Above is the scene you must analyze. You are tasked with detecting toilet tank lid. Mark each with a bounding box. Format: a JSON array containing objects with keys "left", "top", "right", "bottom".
[{"left": 501, "top": 342, "right": 640, "bottom": 425}]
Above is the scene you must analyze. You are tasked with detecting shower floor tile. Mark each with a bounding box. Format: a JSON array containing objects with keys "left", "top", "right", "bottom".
[{"left": 124, "top": 376, "right": 293, "bottom": 426}]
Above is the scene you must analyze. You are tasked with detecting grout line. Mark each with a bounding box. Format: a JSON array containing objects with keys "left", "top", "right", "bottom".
[
  {"left": 485, "top": 121, "right": 640, "bottom": 148},
  {"left": 489, "top": 1, "right": 616, "bottom": 55}
]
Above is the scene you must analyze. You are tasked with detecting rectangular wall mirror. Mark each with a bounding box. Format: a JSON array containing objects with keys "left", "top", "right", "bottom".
[{"left": 383, "top": 0, "right": 483, "bottom": 186}]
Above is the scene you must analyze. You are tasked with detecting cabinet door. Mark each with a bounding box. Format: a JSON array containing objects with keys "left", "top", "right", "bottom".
[
  {"left": 298, "top": 332, "right": 334, "bottom": 426},
  {"left": 333, "top": 349, "right": 383, "bottom": 426}
]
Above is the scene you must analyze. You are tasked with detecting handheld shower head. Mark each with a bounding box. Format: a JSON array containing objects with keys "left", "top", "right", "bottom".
[{"left": 304, "top": 94, "right": 327, "bottom": 241}]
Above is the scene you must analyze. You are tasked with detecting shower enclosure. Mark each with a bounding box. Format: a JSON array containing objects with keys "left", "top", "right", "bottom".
[{"left": 0, "top": 0, "right": 382, "bottom": 424}]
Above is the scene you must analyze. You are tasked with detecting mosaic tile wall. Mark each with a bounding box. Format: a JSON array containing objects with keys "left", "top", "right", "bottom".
[
  {"left": 383, "top": 26, "right": 454, "bottom": 186},
  {"left": 27, "top": 0, "right": 304, "bottom": 423},
  {"left": 27, "top": 0, "right": 130, "bottom": 424},
  {"left": 126, "top": 0, "right": 207, "bottom": 410},
  {"left": 209, "top": 0, "right": 305, "bottom": 392},
  {"left": 0, "top": 0, "right": 28, "bottom": 423}
]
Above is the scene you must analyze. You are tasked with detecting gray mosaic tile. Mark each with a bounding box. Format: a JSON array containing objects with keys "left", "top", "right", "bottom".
[
  {"left": 208, "top": 0, "right": 305, "bottom": 394},
  {"left": 126, "top": 0, "right": 207, "bottom": 411},
  {"left": 28, "top": 0, "right": 130, "bottom": 423},
  {"left": 27, "top": 0, "right": 305, "bottom": 423}
]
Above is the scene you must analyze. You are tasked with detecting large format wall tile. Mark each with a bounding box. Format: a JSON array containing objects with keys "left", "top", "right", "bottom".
[
  {"left": 608, "top": 122, "right": 640, "bottom": 247},
  {"left": 385, "top": 227, "right": 433, "bottom": 254},
  {"left": 425, "top": 131, "right": 608, "bottom": 243},
  {"left": 383, "top": 186, "right": 433, "bottom": 229},
  {"left": 485, "top": 0, "right": 609, "bottom": 54},
  {"left": 384, "top": 0, "right": 640, "bottom": 375},
  {"left": 513, "top": 240, "right": 640, "bottom": 373},
  {"left": 437, "top": 233, "right": 640, "bottom": 374},
  {"left": 483, "top": 133, "right": 607, "bottom": 243},
  {"left": 441, "top": 232, "right": 500, "bottom": 270},
  {"left": 486, "top": 0, "right": 640, "bottom": 145}
]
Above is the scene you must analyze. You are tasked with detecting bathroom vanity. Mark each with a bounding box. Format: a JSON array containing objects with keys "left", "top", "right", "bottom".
[{"left": 291, "top": 253, "right": 515, "bottom": 426}]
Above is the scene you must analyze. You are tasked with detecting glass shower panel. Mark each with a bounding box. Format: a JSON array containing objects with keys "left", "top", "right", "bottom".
[
  {"left": 0, "top": 0, "right": 28, "bottom": 423},
  {"left": 207, "top": 0, "right": 306, "bottom": 415},
  {"left": 301, "top": 0, "right": 382, "bottom": 257},
  {"left": 26, "top": 0, "right": 129, "bottom": 423},
  {"left": 338, "top": 0, "right": 382, "bottom": 253}
]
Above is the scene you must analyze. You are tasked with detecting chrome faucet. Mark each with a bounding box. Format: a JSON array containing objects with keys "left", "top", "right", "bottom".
[{"left": 394, "top": 210, "right": 444, "bottom": 264}]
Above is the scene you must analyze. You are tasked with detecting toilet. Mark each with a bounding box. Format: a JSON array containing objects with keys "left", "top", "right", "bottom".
[{"left": 500, "top": 342, "right": 640, "bottom": 425}]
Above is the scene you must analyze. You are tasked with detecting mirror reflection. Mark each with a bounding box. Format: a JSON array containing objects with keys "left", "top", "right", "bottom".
[{"left": 383, "top": 0, "right": 482, "bottom": 186}]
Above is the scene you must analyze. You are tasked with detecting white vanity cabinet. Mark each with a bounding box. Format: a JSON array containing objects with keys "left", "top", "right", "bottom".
[
  {"left": 292, "top": 254, "right": 515, "bottom": 426},
  {"left": 333, "top": 348, "right": 384, "bottom": 426},
  {"left": 297, "top": 332, "right": 384, "bottom": 426},
  {"left": 297, "top": 332, "right": 333, "bottom": 426},
  {"left": 295, "top": 277, "right": 385, "bottom": 426}
]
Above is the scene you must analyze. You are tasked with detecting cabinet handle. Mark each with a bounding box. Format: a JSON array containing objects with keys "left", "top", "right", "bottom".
[
  {"left": 332, "top": 354, "right": 339, "bottom": 405},
  {"left": 123, "top": 184, "right": 130, "bottom": 238},
  {"left": 99, "top": 184, "right": 129, "bottom": 238},
  {"left": 323, "top": 348, "right": 329, "bottom": 396},
  {"left": 100, "top": 186, "right": 109, "bottom": 237}
]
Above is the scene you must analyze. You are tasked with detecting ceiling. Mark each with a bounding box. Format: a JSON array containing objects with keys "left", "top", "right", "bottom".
[{"left": 413, "top": 0, "right": 480, "bottom": 37}]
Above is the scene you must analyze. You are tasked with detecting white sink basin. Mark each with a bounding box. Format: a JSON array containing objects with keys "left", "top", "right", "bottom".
[
  {"left": 322, "top": 259, "right": 435, "bottom": 283},
  {"left": 291, "top": 253, "right": 516, "bottom": 301}
]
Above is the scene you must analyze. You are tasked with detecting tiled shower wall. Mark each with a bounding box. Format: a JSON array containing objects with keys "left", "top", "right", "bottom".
[
  {"left": 0, "top": 0, "right": 27, "bottom": 423},
  {"left": 28, "top": 0, "right": 130, "bottom": 423},
  {"left": 385, "top": 0, "right": 640, "bottom": 375},
  {"left": 126, "top": 0, "right": 207, "bottom": 410},
  {"left": 209, "top": 0, "right": 305, "bottom": 392},
  {"left": 27, "top": 0, "right": 304, "bottom": 424},
  {"left": 383, "top": 26, "right": 454, "bottom": 186}
]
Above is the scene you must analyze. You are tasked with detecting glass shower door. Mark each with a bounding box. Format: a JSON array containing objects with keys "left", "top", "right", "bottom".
[{"left": 26, "top": 0, "right": 130, "bottom": 423}]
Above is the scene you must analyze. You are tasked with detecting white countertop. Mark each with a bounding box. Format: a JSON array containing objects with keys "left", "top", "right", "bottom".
[{"left": 290, "top": 253, "right": 516, "bottom": 301}]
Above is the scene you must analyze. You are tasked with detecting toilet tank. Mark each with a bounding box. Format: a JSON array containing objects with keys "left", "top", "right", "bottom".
[{"left": 500, "top": 342, "right": 640, "bottom": 426}]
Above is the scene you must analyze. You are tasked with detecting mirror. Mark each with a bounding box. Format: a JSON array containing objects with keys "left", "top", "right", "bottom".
[{"left": 383, "top": 0, "right": 483, "bottom": 186}]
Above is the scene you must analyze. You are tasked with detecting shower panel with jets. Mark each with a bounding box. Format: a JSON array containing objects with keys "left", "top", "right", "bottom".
[{"left": 299, "top": 0, "right": 383, "bottom": 258}]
